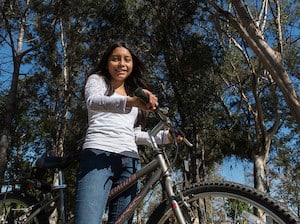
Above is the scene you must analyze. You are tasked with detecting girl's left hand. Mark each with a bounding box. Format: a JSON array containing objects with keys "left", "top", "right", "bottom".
[
  {"left": 143, "top": 89, "right": 158, "bottom": 111},
  {"left": 168, "top": 133, "right": 184, "bottom": 143}
]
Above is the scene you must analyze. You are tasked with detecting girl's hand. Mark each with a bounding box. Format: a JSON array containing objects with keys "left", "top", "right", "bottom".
[
  {"left": 127, "top": 89, "right": 158, "bottom": 111},
  {"left": 142, "top": 89, "right": 158, "bottom": 111},
  {"left": 168, "top": 133, "right": 184, "bottom": 143}
]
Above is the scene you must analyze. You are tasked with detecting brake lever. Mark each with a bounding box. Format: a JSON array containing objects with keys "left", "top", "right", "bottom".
[
  {"left": 170, "top": 128, "right": 193, "bottom": 147},
  {"left": 177, "top": 129, "right": 193, "bottom": 147},
  {"left": 182, "top": 137, "right": 193, "bottom": 147}
]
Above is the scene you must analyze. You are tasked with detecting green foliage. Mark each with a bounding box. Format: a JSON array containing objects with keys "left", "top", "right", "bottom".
[
  {"left": 224, "top": 198, "right": 250, "bottom": 222},
  {"left": 269, "top": 132, "right": 300, "bottom": 216},
  {"left": 0, "top": 0, "right": 299, "bottom": 216}
]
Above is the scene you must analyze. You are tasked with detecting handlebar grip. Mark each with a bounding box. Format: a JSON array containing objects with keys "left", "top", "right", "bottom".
[{"left": 134, "top": 88, "right": 149, "bottom": 103}]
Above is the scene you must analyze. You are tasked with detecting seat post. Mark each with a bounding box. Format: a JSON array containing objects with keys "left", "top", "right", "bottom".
[{"left": 58, "top": 169, "right": 67, "bottom": 222}]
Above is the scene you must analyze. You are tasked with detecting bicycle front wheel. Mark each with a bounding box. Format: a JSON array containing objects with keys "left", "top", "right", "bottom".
[
  {"left": 147, "top": 181, "right": 299, "bottom": 224},
  {"left": 0, "top": 192, "right": 48, "bottom": 224}
]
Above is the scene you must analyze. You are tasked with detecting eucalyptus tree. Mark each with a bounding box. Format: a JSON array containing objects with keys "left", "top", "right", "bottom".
[
  {"left": 144, "top": 0, "right": 240, "bottom": 186},
  {"left": 31, "top": 1, "right": 90, "bottom": 157},
  {"left": 0, "top": 0, "right": 59, "bottom": 179},
  {"left": 194, "top": 0, "right": 299, "bottom": 219},
  {"left": 205, "top": 0, "right": 300, "bottom": 125},
  {"left": 141, "top": 1, "right": 244, "bottom": 222}
]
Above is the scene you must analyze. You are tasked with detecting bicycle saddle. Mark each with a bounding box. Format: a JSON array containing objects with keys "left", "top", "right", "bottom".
[{"left": 35, "top": 152, "right": 81, "bottom": 170}]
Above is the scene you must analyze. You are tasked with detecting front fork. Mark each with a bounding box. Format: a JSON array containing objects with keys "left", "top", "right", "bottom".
[
  {"left": 156, "top": 151, "right": 191, "bottom": 224},
  {"left": 148, "top": 120, "right": 191, "bottom": 224}
]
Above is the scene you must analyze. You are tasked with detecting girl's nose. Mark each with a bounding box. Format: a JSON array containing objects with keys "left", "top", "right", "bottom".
[{"left": 118, "top": 59, "right": 125, "bottom": 67}]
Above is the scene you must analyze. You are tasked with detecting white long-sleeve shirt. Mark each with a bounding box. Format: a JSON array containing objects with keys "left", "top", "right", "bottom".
[{"left": 83, "top": 74, "right": 170, "bottom": 158}]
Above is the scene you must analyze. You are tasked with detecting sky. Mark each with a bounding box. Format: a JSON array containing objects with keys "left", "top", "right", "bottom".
[{"left": 218, "top": 157, "right": 252, "bottom": 185}]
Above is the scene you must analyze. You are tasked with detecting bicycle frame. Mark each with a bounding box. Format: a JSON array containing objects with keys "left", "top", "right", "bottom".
[
  {"left": 108, "top": 108, "right": 187, "bottom": 224},
  {"left": 0, "top": 108, "right": 189, "bottom": 224}
]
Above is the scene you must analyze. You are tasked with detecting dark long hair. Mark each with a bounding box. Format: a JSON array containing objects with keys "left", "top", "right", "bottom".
[
  {"left": 90, "top": 42, "right": 150, "bottom": 97},
  {"left": 90, "top": 41, "right": 150, "bottom": 127}
]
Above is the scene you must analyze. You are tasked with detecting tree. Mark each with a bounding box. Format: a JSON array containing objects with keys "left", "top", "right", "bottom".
[
  {"left": 0, "top": 1, "right": 298, "bottom": 220},
  {"left": 0, "top": 0, "right": 58, "bottom": 179},
  {"left": 144, "top": 2, "right": 234, "bottom": 222},
  {"left": 199, "top": 0, "right": 299, "bottom": 219},
  {"left": 206, "top": 0, "right": 300, "bottom": 126}
]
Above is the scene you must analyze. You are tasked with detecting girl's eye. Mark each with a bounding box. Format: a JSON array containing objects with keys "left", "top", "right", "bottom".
[
  {"left": 111, "top": 56, "right": 119, "bottom": 62},
  {"left": 110, "top": 56, "right": 132, "bottom": 63}
]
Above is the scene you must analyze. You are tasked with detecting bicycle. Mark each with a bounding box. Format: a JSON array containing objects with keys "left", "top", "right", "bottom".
[{"left": 0, "top": 88, "right": 299, "bottom": 223}]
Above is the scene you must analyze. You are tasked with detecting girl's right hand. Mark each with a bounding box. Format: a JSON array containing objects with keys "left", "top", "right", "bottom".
[{"left": 127, "top": 89, "right": 158, "bottom": 111}]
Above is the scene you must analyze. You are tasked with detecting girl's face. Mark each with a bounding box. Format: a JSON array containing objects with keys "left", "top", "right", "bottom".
[{"left": 107, "top": 47, "right": 133, "bottom": 85}]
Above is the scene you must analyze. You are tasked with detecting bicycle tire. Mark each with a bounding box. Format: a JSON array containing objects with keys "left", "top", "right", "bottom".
[
  {"left": 147, "top": 181, "right": 299, "bottom": 224},
  {"left": 0, "top": 191, "right": 49, "bottom": 224}
]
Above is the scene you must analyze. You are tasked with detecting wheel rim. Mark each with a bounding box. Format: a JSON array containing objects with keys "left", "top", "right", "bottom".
[
  {"left": 157, "top": 191, "right": 294, "bottom": 224},
  {"left": 0, "top": 197, "right": 40, "bottom": 224}
]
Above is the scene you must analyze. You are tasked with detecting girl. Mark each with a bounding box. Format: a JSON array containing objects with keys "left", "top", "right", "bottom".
[{"left": 74, "top": 42, "right": 172, "bottom": 224}]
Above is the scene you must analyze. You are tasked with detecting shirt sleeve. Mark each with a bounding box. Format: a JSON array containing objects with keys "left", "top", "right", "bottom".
[
  {"left": 134, "top": 126, "right": 171, "bottom": 145},
  {"left": 85, "top": 74, "right": 131, "bottom": 113}
]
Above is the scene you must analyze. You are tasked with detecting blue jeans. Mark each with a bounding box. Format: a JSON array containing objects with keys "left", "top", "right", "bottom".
[{"left": 74, "top": 148, "right": 140, "bottom": 224}]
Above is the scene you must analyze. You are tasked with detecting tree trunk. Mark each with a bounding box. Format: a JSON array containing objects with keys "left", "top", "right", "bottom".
[
  {"left": 49, "top": 19, "right": 70, "bottom": 224},
  {"left": 0, "top": 0, "right": 32, "bottom": 179},
  {"left": 0, "top": 135, "right": 8, "bottom": 178},
  {"left": 253, "top": 154, "right": 265, "bottom": 192},
  {"left": 253, "top": 154, "right": 266, "bottom": 220},
  {"left": 0, "top": 56, "right": 22, "bottom": 179}
]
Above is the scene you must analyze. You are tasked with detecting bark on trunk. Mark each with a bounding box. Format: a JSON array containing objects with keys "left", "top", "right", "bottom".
[
  {"left": 253, "top": 154, "right": 266, "bottom": 219},
  {"left": 0, "top": 135, "right": 8, "bottom": 179},
  {"left": 0, "top": 67, "right": 21, "bottom": 179},
  {"left": 253, "top": 155, "right": 265, "bottom": 191}
]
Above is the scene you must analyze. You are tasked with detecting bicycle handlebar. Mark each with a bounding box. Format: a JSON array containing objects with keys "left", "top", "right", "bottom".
[
  {"left": 134, "top": 88, "right": 193, "bottom": 147},
  {"left": 134, "top": 88, "right": 151, "bottom": 103}
]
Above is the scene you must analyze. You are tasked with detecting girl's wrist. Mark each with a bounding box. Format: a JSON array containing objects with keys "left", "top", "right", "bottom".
[{"left": 126, "top": 96, "right": 137, "bottom": 107}]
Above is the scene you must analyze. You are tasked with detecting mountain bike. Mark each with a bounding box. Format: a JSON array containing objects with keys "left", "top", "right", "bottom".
[{"left": 0, "top": 89, "right": 299, "bottom": 224}]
